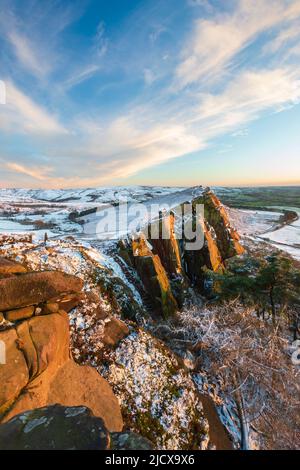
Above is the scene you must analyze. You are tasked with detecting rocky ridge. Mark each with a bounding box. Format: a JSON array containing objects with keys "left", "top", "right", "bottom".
[
  {"left": 118, "top": 188, "right": 244, "bottom": 316},
  {"left": 0, "top": 188, "right": 244, "bottom": 450}
]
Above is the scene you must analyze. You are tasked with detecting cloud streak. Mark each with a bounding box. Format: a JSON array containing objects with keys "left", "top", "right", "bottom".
[
  {"left": 0, "top": 81, "right": 66, "bottom": 135},
  {"left": 175, "top": 0, "right": 300, "bottom": 89},
  {"left": 1, "top": 0, "right": 300, "bottom": 187}
]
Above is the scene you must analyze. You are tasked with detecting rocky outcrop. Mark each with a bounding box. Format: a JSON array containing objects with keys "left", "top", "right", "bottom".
[
  {"left": 0, "top": 188, "right": 245, "bottom": 450},
  {"left": 132, "top": 236, "right": 178, "bottom": 317},
  {"left": 0, "top": 271, "right": 83, "bottom": 312},
  {"left": 0, "top": 262, "right": 124, "bottom": 432},
  {"left": 202, "top": 189, "right": 244, "bottom": 259},
  {"left": 119, "top": 189, "right": 244, "bottom": 315},
  {"left": 150, "top": 212, "right": 184, "bottom": 277},
  {"left": 0, "top": 405, "right": 154, "bottom": 450}
]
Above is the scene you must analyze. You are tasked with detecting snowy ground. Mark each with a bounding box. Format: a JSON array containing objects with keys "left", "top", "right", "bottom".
[
  {"left": 80, "top": 186, "right": 204, "bottom": 239},
  {"left": 0, "top": 186, "right": 184, "bottom": 238},
  {"left": 258, "top": 209, "right": 300, "bottom": 260},
  {"left": 0, "top": 186, "right": 299, "bottom": 260},
  {"left": 228, "top": 207, "right": 300, "bottom": 260}
]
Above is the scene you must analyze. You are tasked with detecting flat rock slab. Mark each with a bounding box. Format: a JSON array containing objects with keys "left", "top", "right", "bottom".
[
  {"left": 0, "top": 257, "right": 27, "bottom": 275},
  {"left": 0, "top": 271, "right": 83, "bottom": 311},
  {"left": 5, "top": 306, "right": 35, "bottom": 322},
  {"left": 47, "top": 359, "right": 124, "bottom": 432},
  {"left": 0, "top": 405, "right": 110, "bottom": 450}
]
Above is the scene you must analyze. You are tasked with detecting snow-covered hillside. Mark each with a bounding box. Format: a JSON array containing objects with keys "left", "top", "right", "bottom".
[
  {"left": 1, "top": 185, "right": 299, "bottom": 260},
  {"left": 0, "top": 186, "right": 183, "bottom": 204}
]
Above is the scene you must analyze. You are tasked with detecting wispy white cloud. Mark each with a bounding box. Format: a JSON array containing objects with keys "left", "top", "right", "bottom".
[
  {"left": 1, "top": 0, "right": 300, "bottom": 188},
  {"left": 263, "top": 23, "right": 300, "bottom": 54},
  {"left": 64, "top": 114, "right": 202, "bottom": 183},
  {"left": 175, "top": 0, "right": 300, "bottom": 89},
  {"left": 195, "top": 68, "right": 300, "bottom": 124},
  {"left": 0, "top": 81, "right": 66, "bottom": 135},
  {"left": 95, "top": 21, "right": 108, "bottom": 57},
  {"left": 5, "top": 162, "right": 53, "bottom": 181},
  {"left": 7, "top": 30, "right": 50, "bottom": 78},
  {"left": 62, "top": 64, "right": 101, "bottom": 90}
]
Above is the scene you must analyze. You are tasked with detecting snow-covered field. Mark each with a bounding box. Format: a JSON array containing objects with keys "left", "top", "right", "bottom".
[
  {"left": 0, "top": 186, "right": 185, "bottom": 238},
  {"left": 228, "top": 207, "right": 300, "bottom": 260},
  {"left": 259, "top": 210, "right": 300, "bottom": 260},
  {"left": 227, "top": 207, "right": 282, "bottom": 236}
]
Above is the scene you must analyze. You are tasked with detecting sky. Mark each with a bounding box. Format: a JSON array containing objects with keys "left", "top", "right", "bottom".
[{"left": 0, "top": 0, "right": 300, "bottom": 189}]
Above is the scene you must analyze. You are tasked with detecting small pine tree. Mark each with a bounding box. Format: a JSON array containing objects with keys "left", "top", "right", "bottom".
[{"left": 211, "top": 252, "right": 300, "bottom": 330}]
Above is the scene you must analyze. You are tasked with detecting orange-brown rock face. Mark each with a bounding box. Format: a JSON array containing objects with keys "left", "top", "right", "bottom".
[
  {"left": 121, "top": 189, "right": 244, "bottom": 312},
  {"left": 0, "top": 257, "right": 27, "bottom": 276},
  {"left": 0, "top": 309, "right": 123, "bottom": 431},
  {"left": 132, "top": 236, "right": 178, "bottom": 317},
  {"left": 203, "top": 190, "right": 244, "bottom": 259},
  {"left": 0, "top": 271, "right": 83, "bottom": 311},
  {"left": 149, "top": 213, "right": 183, "bottom": 277},
  {"left": 202, "top": 220, "right": 224, "bottom": 272},
  {"left": 0, "top": 264, "right": 124, "bottom": 432}
]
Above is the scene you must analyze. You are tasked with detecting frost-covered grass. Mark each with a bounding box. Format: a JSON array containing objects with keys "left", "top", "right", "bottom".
[
  {"left": 171, "top": 303, "right": 300, "bottom": 450},
  {"left": 101, "top": 329, "right": 209, "bottom": 450}
]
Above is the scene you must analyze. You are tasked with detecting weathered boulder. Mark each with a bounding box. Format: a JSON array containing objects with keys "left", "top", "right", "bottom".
[
  {"left": 40, "top": 302, "right": 59, "bottom": 315},
  {"left": 0, "top": 328, "right": 29, "bottom": 417},
  {"left": 0, "top": 311, "right": 69, "bottom": 420},
  {"left": 101, "top": 317, "right": 130, "bottom": 347},
  {"left": 0, "top": 257, "right": 27, "bottom": 275},
  {"left": 0, "top": 405, "right": 110, "bottom": 450},
  {"left": 46, "top": 359, "right": 123, "bottom": 432},
  {"left": 5, "top": 306, "right": 35, "bottom": 322},
  {"left": 0, "top": 271, "right": 83, "bottom": 311},
  {"left": 0, "top": 311, "right": 123, "bottom": 432}
]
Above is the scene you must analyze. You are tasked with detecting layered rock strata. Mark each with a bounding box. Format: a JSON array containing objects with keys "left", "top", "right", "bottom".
[
  {"left": 0, "top": 259, "right": 124, "bottom": 432},
  {"left": 119, "top": 189, "right": 244, "bottom": 316}
]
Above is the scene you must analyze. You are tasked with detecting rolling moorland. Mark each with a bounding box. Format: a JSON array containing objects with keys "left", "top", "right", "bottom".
[{"left": 0, "top": 185, "right": 299, "bottom": 450}]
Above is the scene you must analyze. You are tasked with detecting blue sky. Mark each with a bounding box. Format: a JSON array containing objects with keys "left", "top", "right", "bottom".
[{"left": 0, "top": 0, "right": 300, "bottom": 188}]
